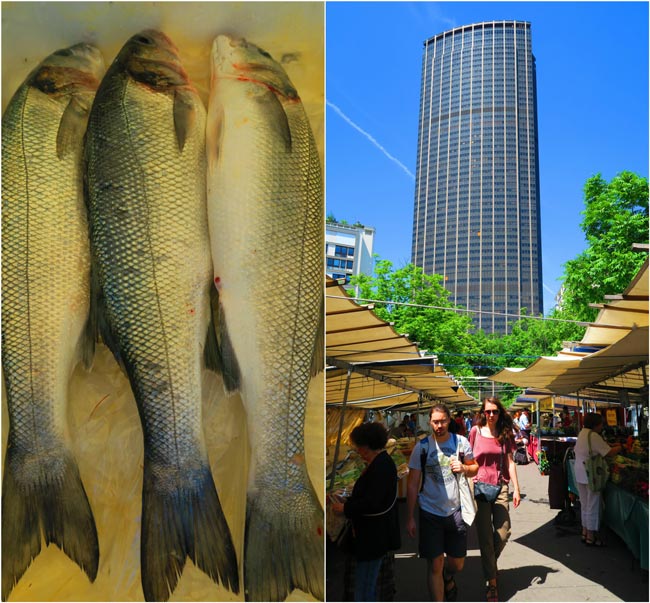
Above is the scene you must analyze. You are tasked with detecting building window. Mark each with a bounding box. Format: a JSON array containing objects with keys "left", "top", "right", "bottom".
[{"left": 334, "top": 245, "right": 355, "bottom": 258}]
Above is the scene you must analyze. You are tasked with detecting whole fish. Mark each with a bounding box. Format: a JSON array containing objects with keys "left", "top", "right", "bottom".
[
  {"left": 207, "top": 35, "right": 324, "bottom": 602},
  {"left": 83, "top": 30, "right": 238, "bottom": 602},
  {"left": 1, "top": 43, "right": 104, "bottom": 600}
]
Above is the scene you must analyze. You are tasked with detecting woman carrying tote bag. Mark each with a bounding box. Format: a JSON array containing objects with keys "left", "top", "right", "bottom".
[
  {"left": 574, "top": 413, "right": 622, "bottom": 546},
  {"left": 469, "top": 397, "right": 521, "bottom": 602}
]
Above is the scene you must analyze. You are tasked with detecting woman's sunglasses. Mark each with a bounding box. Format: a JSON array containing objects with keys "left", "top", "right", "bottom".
[{"left": 484, "top": 409, "right": 500, "bottom": 415}]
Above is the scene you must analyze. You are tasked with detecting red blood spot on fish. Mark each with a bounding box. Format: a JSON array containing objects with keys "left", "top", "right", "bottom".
[
  {"left": 214, "top": 276, "right": 221, "bottom": 288},
  {"left": 317, "top": 526, "right": 323, "bottom": 536},
  {"left": 188, "top": 307, "right": 195, "bottom": 315}
]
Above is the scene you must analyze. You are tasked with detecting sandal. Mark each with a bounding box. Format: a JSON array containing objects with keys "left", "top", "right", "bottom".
[
  {"left": 486, "top": 584, "right": 499, "bottom": 602},
  {"left": 585, "top": 538, "right": 604, "bottom": 547},
  {"left": 443, "top": 573, "right": 458, "bottom": 602}
]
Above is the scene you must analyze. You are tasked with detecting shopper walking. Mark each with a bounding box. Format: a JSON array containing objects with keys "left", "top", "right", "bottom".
[
  {"left": 331, "top": 422, "right": 401, "bottom": 601},
  {"left": 469, "top": 397, "right": 521, "bottom": 602},
  {"left": 406, "top": 404, "right": 478, "bottom": 602},
  {"left": 574, "top": 413, "right": 622, "bottom": 547}
]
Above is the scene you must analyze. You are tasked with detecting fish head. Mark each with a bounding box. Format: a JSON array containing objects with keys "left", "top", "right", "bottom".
[
  {"left": 210, "top": 35, "right": 298, "bottom": 102},
  {"left": 118, "top": 29, "right": 192, "bottom": 93},
  {"left": 29, "top": 43, "right": 105, "bottom": 97}
]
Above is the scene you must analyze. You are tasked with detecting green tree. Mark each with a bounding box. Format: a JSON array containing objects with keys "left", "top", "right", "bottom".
[
  {"left": 351, "top": 261, "right": 479, "bottom": 375},
  {"left": 560, "top": 171, "right": 648, "bottom": 321}
]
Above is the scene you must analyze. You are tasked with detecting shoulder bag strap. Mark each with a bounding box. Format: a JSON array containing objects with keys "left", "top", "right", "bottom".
[
  {"left": 362, "top": 492, "right": 398, "bottom": 517},
  {"left": 498, "top": 439, "right": 504, "bottom": 484},
  {"left": 419, "top": 436, "right": 429, "bottom": 492}
]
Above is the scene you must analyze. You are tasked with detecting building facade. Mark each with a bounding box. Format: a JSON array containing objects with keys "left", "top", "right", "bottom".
[
  {"left": 326, "top": 221, "right": 375, "bottom": 289},
  {"left": 411, "top": 21, "right": 543, "bottom": 333}
]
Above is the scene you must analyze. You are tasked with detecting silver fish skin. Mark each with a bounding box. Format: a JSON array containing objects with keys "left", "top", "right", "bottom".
[
  {"left": 207, "top": 35, "right": 324, "bottom": 602},
  {"left": 83, "top": 30, "right": 238, "bottom": 602},
  {"left": 1, "top": 43, "right": 104, "bottom": 601}
]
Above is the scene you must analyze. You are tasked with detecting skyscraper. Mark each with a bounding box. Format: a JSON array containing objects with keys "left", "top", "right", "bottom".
[{"left": 411, "top": 21, "right": 543, "bottom": 334}]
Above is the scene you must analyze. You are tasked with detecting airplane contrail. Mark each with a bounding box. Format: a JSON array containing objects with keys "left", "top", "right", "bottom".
[
  {"left": 543, "top": 283, "right": 557, "bottom": 297},
  {"left": 327, "top": 100, "right": 415, "bottom": 180}
]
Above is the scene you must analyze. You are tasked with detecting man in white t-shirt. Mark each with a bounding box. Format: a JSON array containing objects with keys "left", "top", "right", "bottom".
[{"left": 406, "top": 405, "right": 478, "bottom": 602}]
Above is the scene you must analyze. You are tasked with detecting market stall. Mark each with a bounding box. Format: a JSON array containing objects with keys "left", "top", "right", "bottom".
[
  {"left": 325, "top": 277, "right": 479, "bottom": 599},
  {"left": 325, "top": 277, "right": 476, "bottom": 492},
  {"left": 489, "top": 258, "right": 649, "bottom": 562}
]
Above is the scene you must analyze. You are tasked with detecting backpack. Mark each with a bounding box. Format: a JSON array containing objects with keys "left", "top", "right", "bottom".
[{"left": 514, "top": 446, "right": 529, "bottom": 465}]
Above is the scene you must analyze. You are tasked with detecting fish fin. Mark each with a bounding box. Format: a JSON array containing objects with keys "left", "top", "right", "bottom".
[
  {"left": 141, "top": 462, "right": 239, "bottom": 602},
  {"left": 204, "top": 286, "right": 223, "bottom": 373},
  {"left": 310, "top": 297, "right": 324, "bottom": 377},
  {"left": 258, "top": 90, "right": 292, "bottom": 152},
  {"left": 209, "top": 287, "right": 242, "bottom": 393},
  {"left": 173, "top": 89, "right": 196, "bottom": 152},
  {"left": 218, "top": 303, "right": 242, "bottom": 393},
  {"left": 56, "top": 96, "right": 90, "bottom": 159},
  {"left": 79, "top": 313, "right": 96, "bottom": 371},
  {"left": 88, "top": 258, "right": 124, "bottom": 368},
  {"left": 244, "top": 478, "right": 324, "bottom": 602},
  {"left": 1, "top": 450, "right": 99, "bottom": 601},
  {"left": 206, "top": 103, "right": 224, "bottom": 172}
]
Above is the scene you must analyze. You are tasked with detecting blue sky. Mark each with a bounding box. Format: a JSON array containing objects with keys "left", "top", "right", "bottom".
[{"left": 326, "top": 1, "right": 649, "bottom": 314}]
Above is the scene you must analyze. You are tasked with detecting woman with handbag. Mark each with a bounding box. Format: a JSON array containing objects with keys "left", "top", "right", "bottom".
[
  {"left": 331, "top": 422, "right": 401, "bottom": 601},
  {"left": 468, "top": 397, "right": 521, "bottom": 602},
  {"left": 574, "top": 413, "right": 622, "bottom": 546}
]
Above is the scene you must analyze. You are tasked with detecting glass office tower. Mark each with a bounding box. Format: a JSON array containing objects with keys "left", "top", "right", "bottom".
[{"left": 411, "top": 21, "right": 543, "bottom": 334}]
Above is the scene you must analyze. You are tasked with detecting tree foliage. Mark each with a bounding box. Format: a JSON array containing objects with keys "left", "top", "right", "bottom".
[
  {"left": 350, "top": 261, "right": 478, "bottom": 374},
  {"left": 345, "top": 170, "right": 647, "bottom": 406},
  {"left": 560, "top": 171, "right": 648, "bottom": 321}
]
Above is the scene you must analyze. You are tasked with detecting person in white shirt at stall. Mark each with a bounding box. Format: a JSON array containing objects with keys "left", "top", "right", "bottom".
[{"left": 573, "top": 413, "right": 622, "bottom": 546}]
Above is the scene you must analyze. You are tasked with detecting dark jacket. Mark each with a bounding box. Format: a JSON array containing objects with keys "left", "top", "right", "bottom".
[{"left": 344, "top": 450, "right": 401, "bottom": 561}]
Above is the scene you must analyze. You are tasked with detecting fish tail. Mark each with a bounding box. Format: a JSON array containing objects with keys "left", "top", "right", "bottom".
[
  {"left": 1, "top": 450, "right": 99, "bottom": 601},
  {"left": 140, "top": 461, "right": 239, "bottom": 601},
  {"left": 244, "top": 481, "right": 324, "bottom": 602}
]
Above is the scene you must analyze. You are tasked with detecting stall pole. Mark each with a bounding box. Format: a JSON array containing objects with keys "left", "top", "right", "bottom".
[{"left": 328, "top": 368, "right": 353, "bottom": 491}]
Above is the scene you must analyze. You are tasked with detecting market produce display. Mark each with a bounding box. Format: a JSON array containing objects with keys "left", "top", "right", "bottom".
[
  {"left": 607, "top": 436, "right": 648, "bottom": 502},
  {"left": 328, "top": 437, "right": 412, "bottom": 495}
]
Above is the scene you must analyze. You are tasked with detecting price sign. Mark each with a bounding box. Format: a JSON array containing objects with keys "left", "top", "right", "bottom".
[{"left": 606, "top": 408, "right": 617, "bottom": 426}]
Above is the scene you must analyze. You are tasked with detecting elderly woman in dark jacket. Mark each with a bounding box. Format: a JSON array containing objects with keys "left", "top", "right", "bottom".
[{"left": 332, "top": 422, "right": 401, "bottom": 601}]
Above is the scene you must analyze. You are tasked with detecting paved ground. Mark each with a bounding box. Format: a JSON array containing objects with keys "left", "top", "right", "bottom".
[{"left": 326, "top": 462, "right": 649, "bottom": 601}]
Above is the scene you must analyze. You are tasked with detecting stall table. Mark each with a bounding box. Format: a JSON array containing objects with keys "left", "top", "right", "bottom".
[
  {"left": 530, "top": 435, "right": 576, "bottom": 465},
  {"left": 603, "top": 482, "right": 649, "bottom": 570}
]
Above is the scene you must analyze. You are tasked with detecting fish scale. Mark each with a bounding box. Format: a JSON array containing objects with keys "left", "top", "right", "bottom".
[
  {"left": 207, "top": 35, "right": 323, "bottom": 602},
  {"left": 2, "top": 43, "right": 104, "bottom": 601},
  {"left": 84, "top": 30, "right": 238, "bottom": 602}
]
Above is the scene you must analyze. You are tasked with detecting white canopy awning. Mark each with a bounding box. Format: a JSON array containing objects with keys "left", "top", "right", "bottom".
[
  {"left": 326, "top": 278, "right": 477, "bottom": 410},
  {"left": 490, "top": 259, "right": 649, "bottom": 404}
]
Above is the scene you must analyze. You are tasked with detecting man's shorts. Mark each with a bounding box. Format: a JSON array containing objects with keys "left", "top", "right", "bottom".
[{"left": 418, "top": 507, "right": 467, "bottom": 559}]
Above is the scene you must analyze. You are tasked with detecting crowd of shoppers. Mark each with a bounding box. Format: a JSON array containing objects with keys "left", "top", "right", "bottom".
[{"left": 332, "top": 403, "right": 622, "bottom": 601}]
